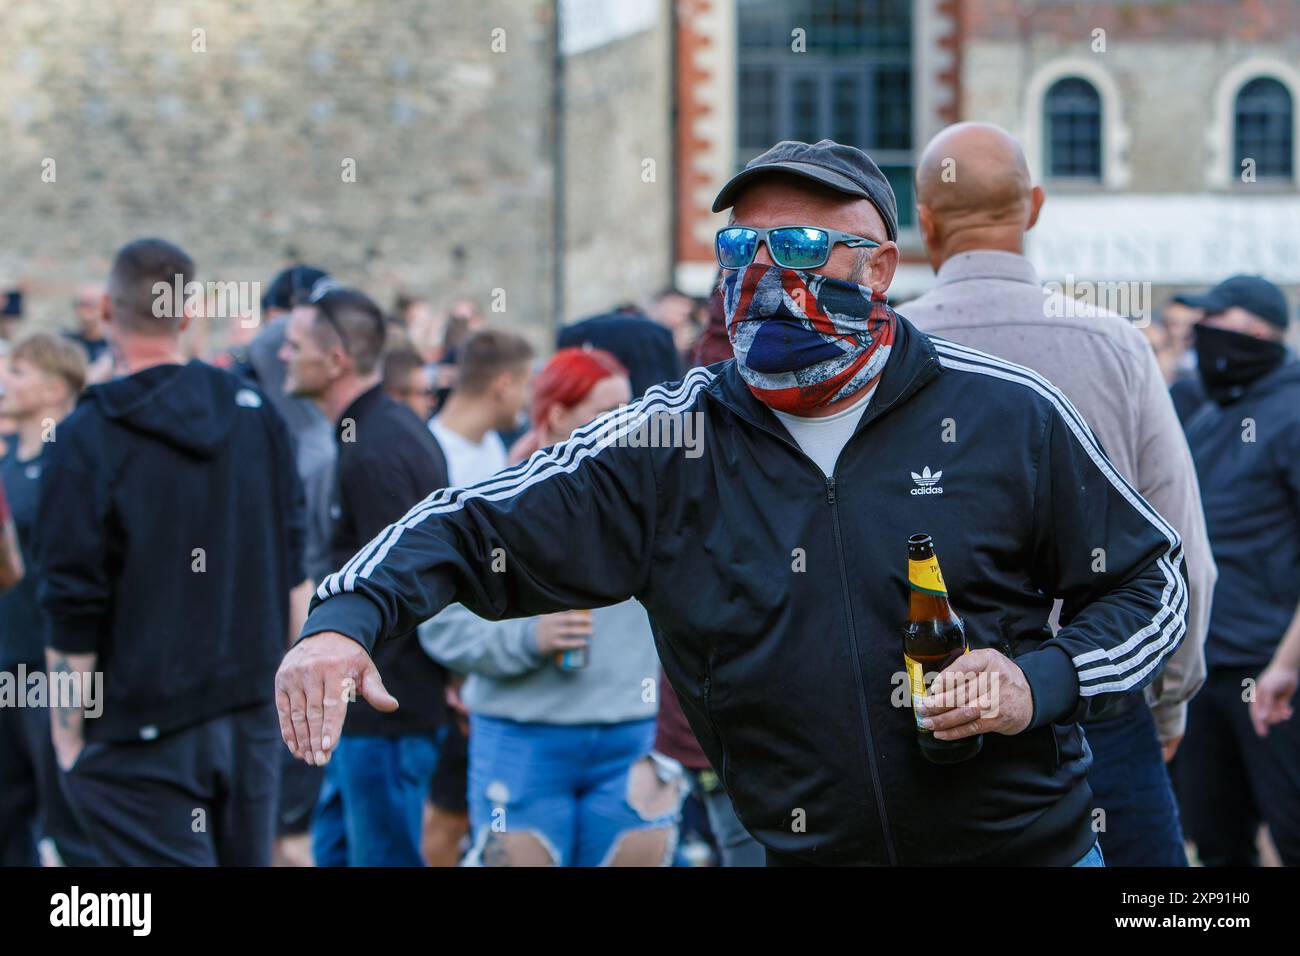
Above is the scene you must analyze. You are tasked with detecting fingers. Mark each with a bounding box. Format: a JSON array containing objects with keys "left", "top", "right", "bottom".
[
  {"left": 922, "top": 665, "right": 984, "bottom": 714},
  {"left": 1249, "top": 700, "right": 1269, "bottom": 738},
  {"left": 360, "top": 660, "right": 400, "bottom": 715},
  {"left": 305, "top": 672, "right": 327, "bottom": 765},
  {"left": 551, "top": 614, "right": 594, "bottom": 635},
  {"left": 934, "top": 714, "right": 988, "bottom": 740},
  {"left": 549, "top": 635, "right": 590, "bottom": 650},
  {"left": 288, "top": 685, "right": 312, "bottom": 764},
  {"left": 920, "top": 652, "right": 1005, "bottom": 736},
  {"left": 1250, "top": 693, "right": 1291, "bottom": 738},
  {"left": 276, "top": 685, "right": 300, "bottom": 757}
]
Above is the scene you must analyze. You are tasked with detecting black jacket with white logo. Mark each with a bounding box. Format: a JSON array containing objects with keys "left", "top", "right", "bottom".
[{"left": 302, "top": 315, "right": 1186, "bottom": 865}]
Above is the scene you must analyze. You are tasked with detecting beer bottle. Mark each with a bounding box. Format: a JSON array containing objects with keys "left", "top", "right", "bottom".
[{"left": 902, "top": 533, "right": 982, "bottom": 763}]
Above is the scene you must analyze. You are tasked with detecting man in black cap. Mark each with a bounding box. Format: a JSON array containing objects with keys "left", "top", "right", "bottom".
[
  {"left": 1171, "top": 274, "right": 1300, "bottom": 866},
  {"left": 275, "top": 139, "right": 1187, "bottom": 866}
]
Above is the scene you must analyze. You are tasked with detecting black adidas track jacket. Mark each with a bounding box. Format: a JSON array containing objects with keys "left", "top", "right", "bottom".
[{"left": 300, "top": 315, "right": 1186, "bottom": 865}]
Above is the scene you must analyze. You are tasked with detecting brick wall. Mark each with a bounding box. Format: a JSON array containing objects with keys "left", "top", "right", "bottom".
[{"left": 0, "top": 1, "right": 675, "bottom": 349}]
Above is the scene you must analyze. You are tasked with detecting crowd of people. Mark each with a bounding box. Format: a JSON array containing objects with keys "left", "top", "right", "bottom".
[{"left": 0, "top": 124, "right": 1297, "bottom": 867}]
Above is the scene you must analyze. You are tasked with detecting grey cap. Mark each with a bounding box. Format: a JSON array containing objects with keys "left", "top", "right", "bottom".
[{"left": 712, "top": 139, "right": 899, "bottom": 241}]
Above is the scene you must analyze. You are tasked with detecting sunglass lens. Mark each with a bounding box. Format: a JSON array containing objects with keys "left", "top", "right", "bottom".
[
  {"left": 716, "top": 228, "right": 759, "bottom": 269},
  {"left": 769, "top": 227, "right": 829, "bottom": 269}
]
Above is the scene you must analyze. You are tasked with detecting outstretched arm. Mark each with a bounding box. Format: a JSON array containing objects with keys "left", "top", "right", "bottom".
[{"left": 276, "top": 372, "right": 709, "bottom": 764}]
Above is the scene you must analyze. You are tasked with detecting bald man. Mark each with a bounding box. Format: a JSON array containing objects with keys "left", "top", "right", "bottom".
[
  {"left": 63, "top": 282, "right": 115, "bottom": 386},
  {"left": 904, "top": 122, "right": 1215, "bottom": 866}
]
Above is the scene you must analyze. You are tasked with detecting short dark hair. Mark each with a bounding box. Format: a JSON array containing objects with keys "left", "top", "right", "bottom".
[
  {"left": 456, "top": 330, "right": 534, "bottom": 394},
  {"left": 307, "top": 288, "right": 386, "bottom": 377},
  {"left": 264, "top": 264, "right": 329, "bottom": 312},
  {"left": 382, "top": 348, "right": 425, "bottom": 394},
  {"left": 107, "top": 238, "right": 196, "bottom": 335}
]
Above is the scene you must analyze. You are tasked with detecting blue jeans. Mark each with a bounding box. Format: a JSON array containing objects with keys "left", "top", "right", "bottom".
[
  {"left": 465, "top": 715, "right": 682, "bottom": 866},
  {"left": 1083, "top": 700, "right": 1187, "bottom": 866},
  {"left": 311, "top": 731, "right": 443, "bottom": 867},
  {"left": 1072, "top": 842, "right": 1105, "bottom": 867}
]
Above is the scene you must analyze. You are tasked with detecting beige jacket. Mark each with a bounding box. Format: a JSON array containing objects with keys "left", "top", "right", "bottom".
[{"left": 904, "top": 251, "right": 1214, "bottom": 741}]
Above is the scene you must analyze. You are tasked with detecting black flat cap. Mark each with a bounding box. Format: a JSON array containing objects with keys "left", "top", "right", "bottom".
[{"left": 712, "top": 139, "right": 899, "bottom": 242}]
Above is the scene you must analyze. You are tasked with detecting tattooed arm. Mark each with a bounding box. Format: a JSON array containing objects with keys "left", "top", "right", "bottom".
[{"left": 46, "top": 649, "right": 96, "bottom": 771}]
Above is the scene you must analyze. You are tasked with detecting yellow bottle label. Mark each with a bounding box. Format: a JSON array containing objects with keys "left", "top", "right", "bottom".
[
  {"left": 908, "top": 556, "right": 947, "bottom": 596},
  {"left": 904, "top": 647, "right": 969, "bottom": 731},
  {"left": 905, "top": 654, "right": 927, "bottom": 730}
]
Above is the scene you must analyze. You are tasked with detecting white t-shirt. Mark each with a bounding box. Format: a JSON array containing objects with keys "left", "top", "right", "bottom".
[
  {"left": 770, "top": 383, "right": 877, "bottom": 478},
  {"left": 429, "top": 417, "right": 508, "bottom": 486}
]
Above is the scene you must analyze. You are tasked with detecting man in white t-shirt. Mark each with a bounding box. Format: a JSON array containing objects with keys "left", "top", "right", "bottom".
[
  {"left": 419, "top": 328, "right": 534, "bottom": 865},
  {"left": 427, "top": 330, "right": 534, "bottom": 486}
]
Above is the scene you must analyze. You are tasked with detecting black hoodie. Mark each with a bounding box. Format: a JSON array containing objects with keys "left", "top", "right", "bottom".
[{"left": 35, "top": 360, "right": 305, "bottom": 743}]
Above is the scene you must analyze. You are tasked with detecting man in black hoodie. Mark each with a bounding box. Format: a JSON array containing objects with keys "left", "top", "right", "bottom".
[{"left": 35, "top": 238, "right": 307, "bottom": 866}]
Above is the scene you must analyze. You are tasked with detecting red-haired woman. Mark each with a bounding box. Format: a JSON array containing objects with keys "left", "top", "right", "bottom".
[{"left": 419, "top": 348, "right": 682, "bottom": 866}]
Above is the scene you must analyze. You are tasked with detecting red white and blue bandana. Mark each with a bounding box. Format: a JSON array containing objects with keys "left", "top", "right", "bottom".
[{"left": 722, "top": 265, "right": 897, "bottom": 414}]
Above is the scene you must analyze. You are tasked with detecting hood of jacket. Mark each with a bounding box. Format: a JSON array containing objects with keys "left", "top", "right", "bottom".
[{"left": 87, "top": 359, "right": 258, "bottom": 459}]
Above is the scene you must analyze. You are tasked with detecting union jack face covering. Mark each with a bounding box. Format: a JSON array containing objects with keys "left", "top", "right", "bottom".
[{"left": 722, "top": 264, "right": 897, "bottom": 415}]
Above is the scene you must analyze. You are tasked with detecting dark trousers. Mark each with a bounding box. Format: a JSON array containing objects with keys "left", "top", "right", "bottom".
[
  {"left": 1084, "top": 699, "right": 1188, "bottom": 866},
  {"left": 1178, "top": 665, "right": 1300, "bottom": 866},
  {"left": 61, "top": 700, "right": 282, "bottom": 866},
  {"left": 0, "top": 692, "right": 98, "bottom": 866}
]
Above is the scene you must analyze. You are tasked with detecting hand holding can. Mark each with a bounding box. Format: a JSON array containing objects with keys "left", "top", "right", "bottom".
[{"left": 536, "top": 609, "right": 593, "bottom": 670}]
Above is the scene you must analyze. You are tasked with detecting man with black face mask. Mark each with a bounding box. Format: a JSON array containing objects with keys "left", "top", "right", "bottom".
[
  {"left": 275, "top": 140, "right": 1188, "bottom": 866},
  {"left": 1171, "top": 275, "right": 1300, "bottom": 867}
]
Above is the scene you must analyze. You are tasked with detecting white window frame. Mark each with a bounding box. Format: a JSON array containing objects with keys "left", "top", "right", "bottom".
[
  {"left": 1022, "top": 58, "right": 1129, "bottom": 189},
  {"left": 1206, "top": 58, "right": 1300, "bottom": 189}
]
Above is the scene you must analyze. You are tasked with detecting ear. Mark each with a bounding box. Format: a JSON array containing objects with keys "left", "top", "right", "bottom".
[
  {"left": 38, "top": 371, "right": 64, "bottom": 407},
  {"left": 492, "top": 369, "right": 518, "bottom": 401},
  {"left": 916, "top": 204, "right": 937, "bottom": 249},
  {"left": 1026, "top": 186, "right": 1045, "bottom": 232},
  {"left": 325, "top": 343, "right": 351, "bottom": 379},
  {"left": 100, "top": 292, "right": 113, "bottom": 328},
  {"left": 545, "top": 402, "right": 567, "bottom": 440},
  {"left": 868, "top": 241, "right": 900, "bottom": 298},
  {"left": 179, "top": 285, "right": 203, "bottom": 334}
]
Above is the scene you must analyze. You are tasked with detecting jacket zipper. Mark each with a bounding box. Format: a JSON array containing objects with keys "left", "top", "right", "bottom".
[
  {"left": 826, "top": 475, "right": 897, "bottom": 865},
  {"left": 699, "top": 383, "right": 932, "bottom": 865}
]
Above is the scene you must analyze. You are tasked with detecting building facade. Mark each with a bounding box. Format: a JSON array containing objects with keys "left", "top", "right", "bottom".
[{"left": 674, "top": 0, "right": 1300, "bottom": 313}]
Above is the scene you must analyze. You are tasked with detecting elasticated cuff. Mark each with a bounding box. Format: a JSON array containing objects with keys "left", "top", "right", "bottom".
[{"left": 1018, "top": 644, "right": 1080, "bottom": 729}]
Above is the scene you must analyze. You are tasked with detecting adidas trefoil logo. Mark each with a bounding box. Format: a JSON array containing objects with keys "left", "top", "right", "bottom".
[{"left": 910, "top": 466, "right": 944, "bottom": 495}]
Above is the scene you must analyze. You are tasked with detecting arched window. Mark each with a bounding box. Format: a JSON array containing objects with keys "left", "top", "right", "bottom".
[
  {"left": 1044, "top": 77, "right": 1102, "bottom": 181},
  {"left": 1234, "top": 77, "right": 1294, "bottom": 180}
]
